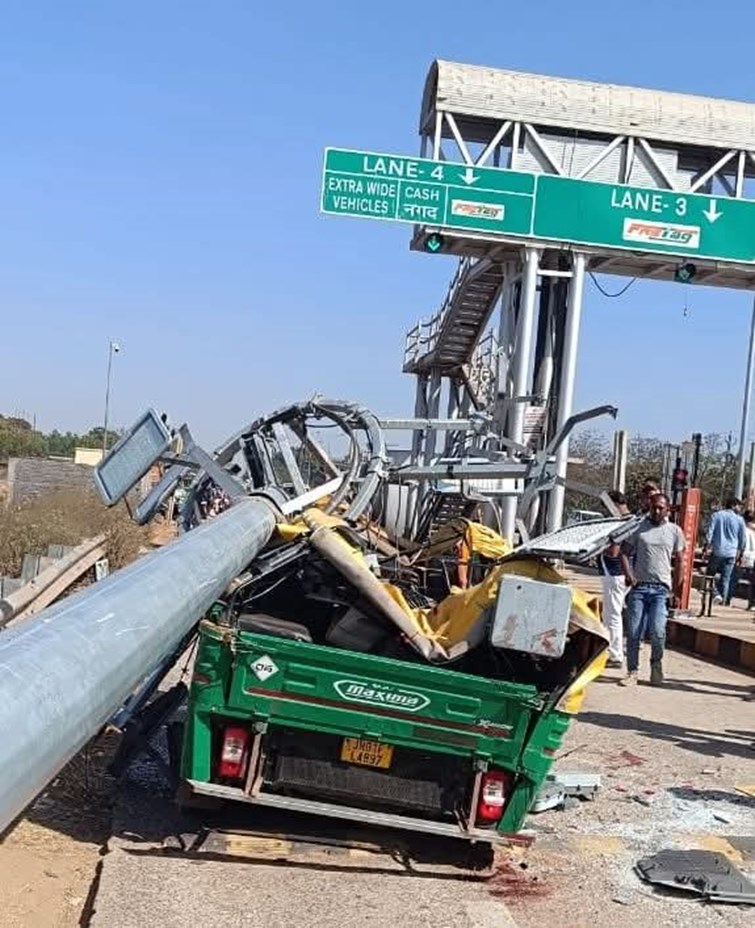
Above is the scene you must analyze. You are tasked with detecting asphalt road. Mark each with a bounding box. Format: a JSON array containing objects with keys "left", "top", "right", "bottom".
[{"left": 89, "top": 648, "right": 754, "bottom": 928}]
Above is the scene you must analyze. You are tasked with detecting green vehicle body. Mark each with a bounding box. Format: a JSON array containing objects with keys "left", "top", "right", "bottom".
[{"left": 181, "top": 620, "right": 572, "bottom": 837}]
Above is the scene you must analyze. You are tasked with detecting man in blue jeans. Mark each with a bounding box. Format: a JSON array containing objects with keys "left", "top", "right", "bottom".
[
  {"left": 619, "top": 493, "right": 686, "bottom": 687},
  {"left": 704, "top": 497, "right": 746, "bottom": 606}
]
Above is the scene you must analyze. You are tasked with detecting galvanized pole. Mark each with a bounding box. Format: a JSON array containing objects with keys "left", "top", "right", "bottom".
[
  {"left": 735, "top": 295, "right": 755, "bottom": 500},
  {"left": 0, "top": 496, "right": 278, "bottom": 833},
  {"left": 493, "top": 263, "right": 518, "bottom": 435},
  {"left": 612, "top": 429, "right": 628, "bottom": 493},
  {"left": 405, "top": 375, "right": 429, "bottom": 540},
  {"left": 547, "top": 253, "right": 586, "bottom": 532},
  {"left": 508, "top": 248, "right": 541, "bottom": 446},
  {"left": 501, "top": 249, "right": 540, "bottom": 540},
  {"left": 102, "top": 341, "right": 120, "bottom": 455},
  {"left": 422, "top": 371, "right": 443, "bottom": 466}
]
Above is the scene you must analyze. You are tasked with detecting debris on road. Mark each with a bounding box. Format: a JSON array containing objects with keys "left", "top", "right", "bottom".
[
  {"left": 636, "top": 849, "right": 755, "bottom": 905},
  {"left": 531, "top": 772, "right": 601, "bottom": 813},
  {"left": 606, "top": 750, "right": 647, "bottom": 769},
  {"left": 630, "top": 795, "right": 653, "bottom": 807}
]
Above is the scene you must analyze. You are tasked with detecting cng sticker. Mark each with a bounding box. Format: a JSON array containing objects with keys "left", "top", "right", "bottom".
[
  {"left": 334, "top": 679, "right": 430, "bottom": 712},
  {"left": 251, "top": 655, "right": 278, "bottom": 682}
]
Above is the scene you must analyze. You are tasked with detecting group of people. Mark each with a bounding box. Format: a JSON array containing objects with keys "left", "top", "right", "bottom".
[
  {"left": 598, "top": 482, "right": 755, "bottom": 687},
  {"left": 198, "top": 483, "right": 232, "bottom": 520}
]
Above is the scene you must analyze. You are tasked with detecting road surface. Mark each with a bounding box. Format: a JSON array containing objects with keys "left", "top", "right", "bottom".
[{"left": 1, "top": 648, "right": 752, "bottom": 927}]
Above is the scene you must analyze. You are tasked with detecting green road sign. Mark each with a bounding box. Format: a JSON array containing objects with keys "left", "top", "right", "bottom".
[
  {"left": 321, "top": 148, "right": 755, "bottom": 265},
  {"left": 533, "top": 175, "right": 755, "bottom": 264},
  {"left": 321, "top": 148, "right": 535, "bottom": 237}
]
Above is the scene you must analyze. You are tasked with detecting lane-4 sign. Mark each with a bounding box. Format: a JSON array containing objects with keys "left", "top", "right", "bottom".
[
  {"left": 321, "top": 148, "right": 755, "bottom": 265},
  {"left": 334, "top": 678, "right": 430, "bottom": 712},
  {"left": 321, "top": 148, "right": 535, "bottom": 237}
]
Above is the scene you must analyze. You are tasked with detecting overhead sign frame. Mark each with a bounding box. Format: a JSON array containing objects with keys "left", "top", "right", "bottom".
[{"left": 321, "top": 147, "right": 755, "bottom": 267}]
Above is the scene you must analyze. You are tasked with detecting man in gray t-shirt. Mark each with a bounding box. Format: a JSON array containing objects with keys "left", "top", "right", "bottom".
[{"left": 619, "top": 493, "right": 685, "bottom": 687}]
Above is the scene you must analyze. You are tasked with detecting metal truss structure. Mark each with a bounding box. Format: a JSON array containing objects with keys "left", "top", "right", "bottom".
[
  {"left": 402, "top": 61, "right": 755, "bottom": 536},
  {"left": 416, "top": 60, "right": 755, "bottom": 289}
]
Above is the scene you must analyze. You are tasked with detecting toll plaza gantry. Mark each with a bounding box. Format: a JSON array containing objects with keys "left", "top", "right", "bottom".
[{"left": 324, "top": 59, "right": 755, "bottom": 540}]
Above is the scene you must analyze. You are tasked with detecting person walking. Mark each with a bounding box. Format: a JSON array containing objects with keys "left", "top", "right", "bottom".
[
  {"left": 619, "top": 493, "right": 685, "bottom": 687},
  {"left": 599, "top": 490, "right": 630, "bottom": 668},
  {"left": 704, "top": 498, "right": 746, "bottom": 606}
]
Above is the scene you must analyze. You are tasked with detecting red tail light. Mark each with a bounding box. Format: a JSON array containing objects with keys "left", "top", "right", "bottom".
[
  {"left": 476, "top": 770, "right": 510, "bottom": 824},
  {"left": 218, "top": 725, "right": 250, "bottom": 781}
]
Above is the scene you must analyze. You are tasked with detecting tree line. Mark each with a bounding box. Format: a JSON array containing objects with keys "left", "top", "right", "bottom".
[
  {"left": 1, "top": 412, "right": 742, "bottom": 527},
  {"left": 567, "top": 430, "right": 739, "bottom": 524},
  {"left": 0, "top": 415, "right": 120, "bottom": 460}
]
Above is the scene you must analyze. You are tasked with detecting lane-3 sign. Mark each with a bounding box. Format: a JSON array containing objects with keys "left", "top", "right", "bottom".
[
  {"left": 533, "top": 174, "right": 755, "bottom": 264},
  {"left": 321, "top": 148, "right": 755, "bottom": 264}
]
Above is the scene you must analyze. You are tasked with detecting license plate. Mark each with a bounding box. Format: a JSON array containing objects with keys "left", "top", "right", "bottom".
[{"left": 340, "top": 738, "right": 394, "bottom": 769}]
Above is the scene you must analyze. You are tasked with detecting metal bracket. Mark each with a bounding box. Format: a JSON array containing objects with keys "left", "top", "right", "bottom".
[
  {"left": 557, "top": 478, "right": 622, "bottom": 518},
  {"left": 392, "top": 461, "right": 530, "bottom": 481},
  {"left": 378, "top": 416, "right": 490, "bottom": 433},
  {"left": 545, "top": 405, "right": 618, "bottom": 462},
  {"left": 178, "top": 425, "right": 248, "bottom": 502},
  {"left": 515, "top": 405, "right": 618, "bottom": 521},
  {"left": 134, "top": 463, "right": 190, "bottom": 525}
]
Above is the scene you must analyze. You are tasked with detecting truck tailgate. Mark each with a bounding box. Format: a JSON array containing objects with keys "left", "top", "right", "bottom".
[{"left": 226, "top": 631, "right": 541, "bottom": 766}]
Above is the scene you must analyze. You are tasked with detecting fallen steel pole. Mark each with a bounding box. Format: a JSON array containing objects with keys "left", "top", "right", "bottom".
[{"left": 0, "top": 496, "right": 278, "bottom": 834}]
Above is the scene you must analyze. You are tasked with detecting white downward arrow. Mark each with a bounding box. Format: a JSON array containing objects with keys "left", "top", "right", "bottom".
[
  {"left": 461, "top": 167, "right": 479, "bottom": 185},
  {"left": 703, "top": 199, "right": 722, "bottom": 223}
]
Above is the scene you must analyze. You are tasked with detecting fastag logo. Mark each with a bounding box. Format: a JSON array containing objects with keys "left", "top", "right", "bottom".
[
  {"left": 450, "top": 199, "right": 505, "bottom": 222},
  {"left": 622, "top": 218, "right": 700, "bottom": 249}
]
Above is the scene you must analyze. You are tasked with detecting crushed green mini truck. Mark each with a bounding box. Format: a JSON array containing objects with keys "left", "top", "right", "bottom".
[
  {"left": 179, "top": 539, "right": 609, "bottom": 843},
  {"left": 98, "top": 400, "right": 617, "bottom": 844}
]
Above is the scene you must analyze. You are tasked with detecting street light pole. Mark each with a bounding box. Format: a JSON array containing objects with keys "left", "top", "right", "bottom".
[
  {"left": 102, "top": 341, "right": 120, "bottom": 455},
  {"left": 736, "top": 297, "right": 755, "bottom": 500}
]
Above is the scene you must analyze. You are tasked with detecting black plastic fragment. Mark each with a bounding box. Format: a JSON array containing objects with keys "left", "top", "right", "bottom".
[{"left": 636, "top": 849, "right": 755, "bottom": 905}]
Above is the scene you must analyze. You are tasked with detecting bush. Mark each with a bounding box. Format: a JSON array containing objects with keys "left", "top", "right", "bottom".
[{"left": 0, "top": 489, "right": 148, "bottom": 577}]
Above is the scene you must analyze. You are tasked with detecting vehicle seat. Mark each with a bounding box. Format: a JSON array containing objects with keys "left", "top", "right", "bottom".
[{"left": 236, "top": 613, "right": 313, "bottom": 642}]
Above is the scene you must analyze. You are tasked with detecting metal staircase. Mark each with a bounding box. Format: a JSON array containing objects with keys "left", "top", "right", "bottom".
[
  {"left": 403, "top": 258, "right": 504, "bottom": 375},
  {"left": 403, "top": 257, "right": 506, "bottom": 540},
  {"left": 415, "top": 487, "right": 482, "bottom": 542}
]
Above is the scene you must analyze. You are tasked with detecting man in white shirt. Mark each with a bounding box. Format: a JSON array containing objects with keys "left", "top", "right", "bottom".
[
  {"left": 598, "top": 490, "right": 631, "bottom": 668},
  {"left": 741, "top": 509, "right": 755, "bottom": 610}
]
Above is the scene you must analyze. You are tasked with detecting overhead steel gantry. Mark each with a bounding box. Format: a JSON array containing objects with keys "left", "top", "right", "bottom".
[{"left": 404, "top": 60, "right": 755, "bottom": 535}]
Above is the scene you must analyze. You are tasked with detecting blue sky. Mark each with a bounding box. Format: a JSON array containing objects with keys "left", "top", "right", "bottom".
[{"left": 1, "top": 1, "right": 754, "bottom": 448}]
